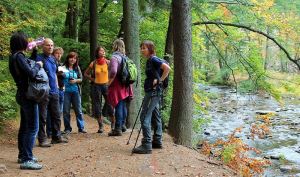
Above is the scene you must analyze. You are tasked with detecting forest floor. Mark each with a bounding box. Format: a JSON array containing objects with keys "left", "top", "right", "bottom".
[{"left": 0, "top": 113, "right": 236, "bottom": 177}]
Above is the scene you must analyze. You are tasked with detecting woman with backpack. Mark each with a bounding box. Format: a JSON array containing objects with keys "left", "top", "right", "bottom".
[
  {"left": 107, "top": 39, "right": 133, "bottom": 136},
  {"left": 132, "top": 40, "right": 170, "bottom": 154},
  {"left": 84, "top": 46, "right": 115, "bottom": 134},
  {"left": 9, "top": 31, "right": 44, "bottom": 169},
  {"left": 61, "top": 52, "right": 87, "bottom": 134}
]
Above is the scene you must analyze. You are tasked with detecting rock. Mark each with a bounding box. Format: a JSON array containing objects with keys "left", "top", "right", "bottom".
[
  {"left": 280, "top": 165, "right": 300, "bottom": 173},
  {"left": 0, "top": 164, "right": 7, "bottom": 174},
  {"left": 255, "top": 110, "right": 276, "bottom": 115},
  {"left": 204, "top": 132, "right": 210, "bottom": 136}
]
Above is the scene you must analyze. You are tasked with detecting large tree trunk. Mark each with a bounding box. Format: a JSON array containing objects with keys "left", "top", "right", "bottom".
[
  {"left": 164, "top": 10, "right": 174, "bottom": 64},
  {"left": 89, "top": 0, "right": 97, "bottom": 61},
  {"left": 168, "top": 0, "right": 193, "bottom": 146},
  {"left": 64, "top": 0, "right": 79, "bottom": 40},
  {"left": 123, "top": 0, "right": 142, "bottom": 128}
]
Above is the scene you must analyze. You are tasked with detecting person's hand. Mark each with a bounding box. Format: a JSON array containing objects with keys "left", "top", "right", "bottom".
[
  {"left": 69, "top": 79, "right": 77, "bottom": 84},
  {"left": 153, "top": 79, "right": 158, "bottom": 86},
  {"left": 36, "top": 61, "right": 43, "bottom": 68}
]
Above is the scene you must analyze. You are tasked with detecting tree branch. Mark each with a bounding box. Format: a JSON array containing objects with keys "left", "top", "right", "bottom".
[{"left": 193, "top": 21, "right": 300, "bottom": 70}]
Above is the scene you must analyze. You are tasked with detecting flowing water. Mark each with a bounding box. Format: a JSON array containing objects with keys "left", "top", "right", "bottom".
[{"left": 196, "top": 84, "right": 300, "bottom": 177}]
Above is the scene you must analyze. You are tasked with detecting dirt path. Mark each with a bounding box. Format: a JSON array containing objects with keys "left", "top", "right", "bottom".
[{"left": 0, "top": 114, "right": 236, "bottom": 177}]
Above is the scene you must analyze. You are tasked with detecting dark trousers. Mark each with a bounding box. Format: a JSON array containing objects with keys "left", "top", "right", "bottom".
[
  {"left": 48, "top": 93, "right": 62, "bottom": 140},
  {"left": 16, "top": 93, "right": 39, "bottom": 161},
  {"left": 38, "top": 97, "right": 49, "bottom": 143}
]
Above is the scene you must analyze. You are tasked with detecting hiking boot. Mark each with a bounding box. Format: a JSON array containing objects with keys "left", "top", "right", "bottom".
[
  {"left": 108, "top": 129, "right": 122, "bottom": 136},
  {"left": 39, "top": 140, "right": 51, "bottom": 148},
  {"left": 78, "top": 129, "right": 87, "bottom": 133},
  {"left": 20, "top": 160, "right": 42, "bottom": 170},
  {"left": 121, "top": 125, "right": 127, "bottom": 132},
  {"left": 18, "top": 157, "right": 38, "bottom": 164},
  {"left": 132, "top": 145, "right": 152, "bottom": 154},
  {"left": 152, "top": 142, "right": 163, "bottom": 149},
  {"left": 51, "top": 137, "right": 68, "bottom": 144}
]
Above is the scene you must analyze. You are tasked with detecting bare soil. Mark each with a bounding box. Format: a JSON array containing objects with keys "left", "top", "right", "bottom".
[{"left": 0, "top": 114, "right": 236, "bottom": 177}]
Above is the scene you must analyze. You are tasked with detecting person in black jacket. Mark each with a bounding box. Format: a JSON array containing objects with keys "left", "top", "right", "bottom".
[{"left": 9, "top": 31, "right": 43, "bottom": 170}]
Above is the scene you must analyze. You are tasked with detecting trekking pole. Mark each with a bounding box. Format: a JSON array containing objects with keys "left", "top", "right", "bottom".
[{"left": 126, "top": 98, "right": 144, "bottom": 145}]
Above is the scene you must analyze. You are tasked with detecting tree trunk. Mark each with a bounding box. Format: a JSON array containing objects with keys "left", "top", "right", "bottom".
[
  {"left": 89, "top": 0, "right": 97, "bottom": 61},
  {"left": 64, "top": 0, "right": 78, "bottom": 40},
  {"left": 264, "top": 26, "right": 270, "bottom": 70},
  {"left": 168, "top": 0, "right": 193, "bottom": 146},
  {"left": 123, "top": 0, "right": 142, "bottom": 128},
  {"left": 164, "top": 10, "right": 174, "bottom": 64},
  {"left": 78, "top": 0, "right": 89, "bottom": 42}
]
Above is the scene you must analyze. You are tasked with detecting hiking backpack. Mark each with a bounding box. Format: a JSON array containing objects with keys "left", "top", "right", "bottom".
[
  {"left": 115, "top": 52, "right": 137, "bottom": 86},
  {"left": 151, "top": 56, "right": 170, "bottom": 89},
  {"left": 12, "top": 52, "right": 50, "bottom": 103}
]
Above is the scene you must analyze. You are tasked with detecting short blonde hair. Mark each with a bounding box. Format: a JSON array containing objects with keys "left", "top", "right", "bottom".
[
  {"left": 112, "top": 39, "right": 125, "bottom": 55},
  {"left": 53, "top": 47, "right": 64, "bottom": 54}
]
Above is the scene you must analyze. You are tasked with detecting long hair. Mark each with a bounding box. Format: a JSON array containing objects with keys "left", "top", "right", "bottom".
[
  {"left": 140, "top": 40, "right": 156, "bottom": 56},
  {"left": 64, "top": 51, "right": 79, "bottom": 69},
  {"left": 112, "top": 39, "right": 125, "bottom": 55},
  {"left": 10, "top": 31, "right": 28, "bottom": 54}
]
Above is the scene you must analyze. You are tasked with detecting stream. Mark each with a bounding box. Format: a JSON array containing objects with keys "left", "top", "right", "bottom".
[{"left": 196, "top": 84, "right": 300, "bottom": 177}]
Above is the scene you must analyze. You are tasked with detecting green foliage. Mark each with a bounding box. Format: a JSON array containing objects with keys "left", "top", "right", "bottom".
[
  {"left": 221, "top": 144, "right": 236, "bottom": 164},
  {"left": 0, "top": 60, "right": 18, "bottom": 129}
]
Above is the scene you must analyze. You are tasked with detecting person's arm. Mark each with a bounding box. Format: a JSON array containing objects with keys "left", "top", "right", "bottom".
[
  {"left": 16, "top": 53, "right": 41, "bottom": 79},
  {"left": 75, "top": 66, "right": 83, "bottom": 83},
  {"left": 84, "top": 62, "right": 95, "bottom": 82},
  {"left": 159, "top": 63, "right": 170, "bottom": 83},
  {"left": 107, "top": 56, "right": 118, "bottom": 86}
]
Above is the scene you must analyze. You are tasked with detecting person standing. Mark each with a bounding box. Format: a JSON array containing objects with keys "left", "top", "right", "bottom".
[
  {"left": 36, "top": 38, "right": 68, "bottom": 144},
  {"left": 45, "top": 47, "right": 65, "bottom": 139},
  {"left": 61, "top": 52, "right": 87, "bottom": 134},
  {"left": 107, "top": 39, "right": 133, "bottom": 136},
  {"left": 132, "top": 40, "right": 170, "bottom": 154},
  {"left": 9, "top": 31, "right": 43, "bottom": 169},
  {"left": 84, "top": 46, "right": 114, "bottom": 133}
]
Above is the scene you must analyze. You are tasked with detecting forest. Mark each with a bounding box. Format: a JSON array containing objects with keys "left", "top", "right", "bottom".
[{"left": 0, "top": 0, "right": 300, "bottom": 176}]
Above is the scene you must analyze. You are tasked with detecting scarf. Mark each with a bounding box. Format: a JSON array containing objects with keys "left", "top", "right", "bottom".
[{"left": 96, "top": 57, "right": 106, "bottom": 65}]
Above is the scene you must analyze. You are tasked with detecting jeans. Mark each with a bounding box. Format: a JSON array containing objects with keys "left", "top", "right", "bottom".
[
  {"left": 92, "top": 84, "right": 108, "bottom": 118},
  {"left": 16, "top": 92, "right": 39, "bottom": 161},
  {"left": 140, "top": 91, "right": 161, "bottom": 149},
  {"left": 151, "top": 105, "right": 162, "bottom": 145},
  {"left": 59, "top": 90, "right": 64, "bottom": 114},
  {"left": 63, "top": 90, "right": 85, "bottom": 132},
  {"left": 115, "top": 99, "right": 127, "bottom": 130}
]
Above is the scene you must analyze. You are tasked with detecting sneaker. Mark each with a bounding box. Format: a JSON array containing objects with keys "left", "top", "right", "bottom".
[
  {"left": 79, "top": 129, "right": 87, "bottom": 133},
  {"left": 108, "top": 129, "right": 122, "bottom": 136},
  {"left": 39, "top": 140, "right": 51, "bottom": 148},
  {"left": 20, "top": 160, "right": 42, "bottom": 170},
  {"left": 132, "top": 145, "right": 152, "bottom": 154},
  {"left": 62, "top": 130, "right": 71, "bottom": 135},
  {"left": 18, "top": 157, "right": 38, "bottom": 164},
  {"left": 121, "top": 125, "right": 127, "bottom": 132},
  {"left": 97, "top": 129, "right": 103, "bottom": 134},
  {"left": 51, "top": 137, "right": 68, "bottom": 144}
]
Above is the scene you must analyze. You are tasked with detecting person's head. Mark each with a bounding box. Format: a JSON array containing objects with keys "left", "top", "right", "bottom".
[
  {"left": 53, "top": 47, "right": 64, "bottom": 62},
  {"left": 64, "top": 51, "right": 79, "bottom": 68},
  {"left": 10, "top": 31, "right": 28, "bottom": 54},
  {"left": 112, "top": 39, "right": 125, "bottom": 54},
  {"left": 95, "top": 46, "right": 105, "bottom": 58},
  {"left": 140, "top": 40, "right": 156, "bottom": 58},
  {"left": 42, "top": 38, "right": 54, "bottom": 56}
]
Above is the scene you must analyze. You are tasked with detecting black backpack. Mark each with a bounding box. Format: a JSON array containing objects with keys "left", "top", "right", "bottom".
[
  {"left": 12, "top": 52, "right": 50, "bottom": 103},
  {"left": 151, "top": 56, "right": 169, "bottom": 89}
]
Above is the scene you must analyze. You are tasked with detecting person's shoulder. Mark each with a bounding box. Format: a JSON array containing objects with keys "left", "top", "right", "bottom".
[{"left": 151, "top": 56, "right": 163, "bottom": 64}]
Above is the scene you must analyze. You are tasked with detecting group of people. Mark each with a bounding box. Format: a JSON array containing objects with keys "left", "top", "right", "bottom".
[{"left": 9, "top": 31, "right": 170, "bottom": 170}]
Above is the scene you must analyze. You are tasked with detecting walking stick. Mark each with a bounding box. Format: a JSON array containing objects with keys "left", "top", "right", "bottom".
[{"left": 126, "top": 98, "right": 144, "bottom": 145}]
